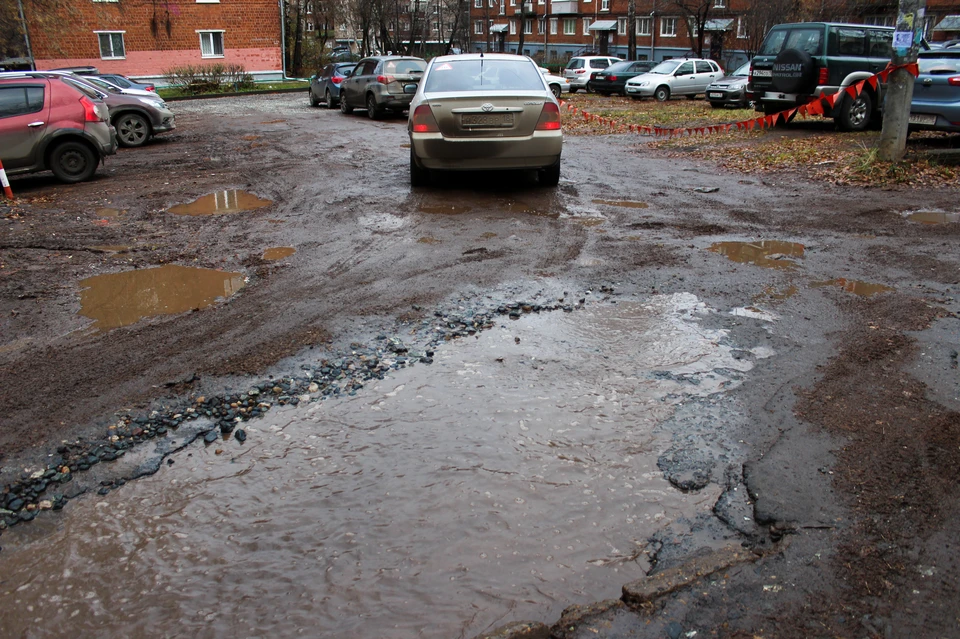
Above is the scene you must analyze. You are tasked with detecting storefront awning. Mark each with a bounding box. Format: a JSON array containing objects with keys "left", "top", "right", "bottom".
[
  {"left": 934, "top": 15, "right": 960, "bottom": 31},
  {"left": 587, "top": 20, "right": 618, "bottom": 31},
  {"left": 490, "top": 24, "right": 510, "bottom": 33},
  {"left": 703, "top": 18, "right": 734, "bottom": 31}
]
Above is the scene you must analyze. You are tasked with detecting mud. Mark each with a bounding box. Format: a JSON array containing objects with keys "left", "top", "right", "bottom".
[{"left": 2, "top": 93, "right": 960, "bottom": 637}]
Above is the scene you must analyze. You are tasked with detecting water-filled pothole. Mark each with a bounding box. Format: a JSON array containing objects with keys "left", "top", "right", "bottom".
[
  {"left": 708, "top": 241, "right": 804, "bottom": 270},
  {"left": 95, "top": 207, "right": 124, "bottom": 218},
  {"left": 78, "top": 265, "right": 245, "bottom": 330},
  {"left": 418, "top": 204, "right": 472, "bottom": 215},
  {"left": 167, "top": 190, "right": 273, "bottom": 216},
  {"left": 262, "top": 247, "right": 296, "bottom": 261},
  {"left": 810, "top": 278, "right": 893, "bottom": 297},
  {"left": 905, "top": 210, "right": 960, "bottom": 225},
  {"left": 592, "top": 199, "right": 649, "bottom": 209}
]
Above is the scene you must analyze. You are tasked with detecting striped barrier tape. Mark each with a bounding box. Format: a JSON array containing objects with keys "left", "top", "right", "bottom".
[
  {"left": 0, "top": 157, "right": 13, "bottom": 199},
  {"left": 560, "top": 62, "right": 920, "bottom": 139}
]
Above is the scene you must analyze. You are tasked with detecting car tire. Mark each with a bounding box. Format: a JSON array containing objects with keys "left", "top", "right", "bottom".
[
  {"left": 538, "top": 159, "right": 561, "bottom": 187},
  {"left": 836, "top": 90, "right": 872, "bottom": 132},
  {"left": 710, "top": 102, "right": 724, "bottom": 109},
  {"left": 410, "top": 148, "right": 429, "bottom": 187},
  {"left": 340, "top": 93, "right": 354, "bottom": 114},
  {"left": 48, "top": 140, "right": 97, "bottom": 184},
  {"left": 550, "top": 83, "right": 561, "bottom": 99},
  {"left": 654, "top": 86, "right": 670, "bottom": 102},
  {"left": 309, "top": 89, "right": 320, "bottom": 107},
  {"left": 115, "top": 112, "right": 151, "bottom": 148},
  {"left": 325, "top": 89, "right": 335, "bottom": 109},
  {"left": 569, "top": 87, "right": 578, "bottom": 94},
  {"left": 686, "top": 94, "right": 698, "bottom": 100},
  {"left": 366, "top": 94, "right": 382, "bottom": 120}
]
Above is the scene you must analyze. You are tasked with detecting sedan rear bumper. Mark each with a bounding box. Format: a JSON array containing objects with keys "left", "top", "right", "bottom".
[{"left": 412, "top": 131, "right": 563, "bottom": 171}]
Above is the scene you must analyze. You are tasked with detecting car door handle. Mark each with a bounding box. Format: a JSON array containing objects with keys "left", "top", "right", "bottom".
[{"left": 28, "top": 121, "right": 44, "bottom": 127}]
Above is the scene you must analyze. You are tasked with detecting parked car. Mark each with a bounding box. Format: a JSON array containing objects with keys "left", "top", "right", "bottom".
[
  {"left": 706, "top": 61, "right": 753, "bottom": 108},
  {"left": 339, "top": 55, "right": 426, "bottom": 120},
  {"left": 309, "top": 62, "right": 357, "bottom": 108},
  {"left": 94, "top": 73, "right": 156, "bottom": 92},
  {"left": 748, "top": 22, "right": 898, "bottom": 131},
  {"left": 77, "top": 74, "right": 164, "bottom": 103},
  {"left": 0, "top": 74, "right": 117, "bottom": 183},
  {"left": 624, "top": 57, "right": 723, "bottom": 101},
  {"left": 31, "top": 71, "right": 175, "bottom": 147},
  {"left": 910, "top": 47, "right": 960, "bottom": 133},
  {"left": 407, "top": 53, "right": 563, "bottom": 187},
  {"left": 539, "top": 67, "right": 570, "bottom": 98},
  {"left": 587, "top": 60, "right": 655, "bottom": 96},
  {"left": 563, "top": 56, "right": 621, "bottom": 93}
]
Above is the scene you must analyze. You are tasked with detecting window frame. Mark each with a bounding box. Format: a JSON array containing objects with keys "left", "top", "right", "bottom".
[
  {"left": 95, "top": 31, "right": 126, "bottom": 60},
  {"left": 197, "top": 30, "right": 225, "bottom": 58},
  {"left": 713, "top": 0, "right": 725, "bottom": 7},
  {"left": 660, "top": 16, "right": 677, "bottom": 37},
  {"left": 582, "top": 17, "right": 591, "bottom": 35},
  {"left": 636, "top": 16, "right": 650, "bottom": 36},
  {"left": 0, "top": 85, "right": 45, "bottom": 119},
  {"left": 550, "top": 17, "right": 558, "bottom": 34},
  {"left": 737, "top": 16, "right": 747, "bottom": 39},
  {"left": 617, "top": 18, "right": 627, "bottom": 35},
  {"left": 523, "top": 18, "right": 532, "bottom": 34},
  {"left": 474, "top": 19, "right": 484, "bottom": 34},
  {"left": 563, "top": 18, "right": 575, "bottom": 35}
]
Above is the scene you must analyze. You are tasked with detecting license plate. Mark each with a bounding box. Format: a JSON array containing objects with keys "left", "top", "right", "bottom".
[
  {"left": 462, "top": 113, "right": 514, "bottom": 126},
  {"left": 708, "top": 92, "right": 723, "bottom": 98},
  {"left": 753, "top": 70, "right": 772, "bottom": 77},
  {"left": 909, "top": 113, "right": 937, "bottom": 125}
]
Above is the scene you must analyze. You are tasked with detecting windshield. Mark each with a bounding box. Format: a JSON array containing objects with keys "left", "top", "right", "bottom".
[
  {"left": 83, "top": 76, "right": 121, "bottom": 93},
  {"left": 424, "top": 59, "right": 545, "bottom": 92},
  {"left": 649, "top": 60, "right": 681, "bottom": 74},
  {"left": 731, "top": 62, "right": 751, "bottom": 76}
]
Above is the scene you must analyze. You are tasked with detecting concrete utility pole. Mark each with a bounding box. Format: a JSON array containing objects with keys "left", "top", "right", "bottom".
[{"left": 878, "top": 0, "right": 926, "bottom": 161}]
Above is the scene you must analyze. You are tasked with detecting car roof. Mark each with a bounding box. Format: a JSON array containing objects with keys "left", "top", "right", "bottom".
[
  {"left": 768, "top": 21, "right": 894, "bottom": 30},
  {"left": 431, "top": 52, "right": 533, "bottom": 63}
]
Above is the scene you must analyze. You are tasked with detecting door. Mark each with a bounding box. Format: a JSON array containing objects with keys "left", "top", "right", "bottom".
[
  {"left": 0, "top": 84, "right": 48, "bottom": 170},
  {"left": 342, "top": 59, "right": 376, "bottom": 106},
  {"left": 694, "top": 60, "right": 721, "bottom": 91},
  {"left": 671, "top": 61, "right": 697, "bottom": 95}
]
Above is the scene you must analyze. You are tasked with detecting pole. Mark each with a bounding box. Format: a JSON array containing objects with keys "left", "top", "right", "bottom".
[
  {"left": 627, "top": 0, "right": 635, "bottom": 60},
  {"left": 878, "top": 0, "right": 926, "bottom": 161},
  {"left": 16, "top": 0, "right": 35, "bottom": 70}
]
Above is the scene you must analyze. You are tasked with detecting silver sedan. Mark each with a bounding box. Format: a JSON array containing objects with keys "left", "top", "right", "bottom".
[{"left": 407, "top": 53, "right": 564, "bottom": 187}]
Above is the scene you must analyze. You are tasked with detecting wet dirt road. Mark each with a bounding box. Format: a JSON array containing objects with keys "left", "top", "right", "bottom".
[{"left": 2, "top": 93, "right": 960, "bottom": 638}]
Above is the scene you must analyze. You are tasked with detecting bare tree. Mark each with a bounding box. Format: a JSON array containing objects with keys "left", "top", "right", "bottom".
[
  {"left": 669, "top": 0, "right": 713, "bottom": 57},
  {"left": 0, "top": 0, "right": 27, "bottom": 62},
  {"left": 738, "top": 0, "right": 799, "bottom": 58}
]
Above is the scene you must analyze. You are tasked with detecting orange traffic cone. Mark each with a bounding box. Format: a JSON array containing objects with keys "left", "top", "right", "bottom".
[{"left": 0, "top": 157, "right": 13, "bottom": 199}]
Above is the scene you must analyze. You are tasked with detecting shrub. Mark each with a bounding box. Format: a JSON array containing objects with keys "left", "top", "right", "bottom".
[{"left": 162, "top": 63, "right": 254, "bottom": 94}]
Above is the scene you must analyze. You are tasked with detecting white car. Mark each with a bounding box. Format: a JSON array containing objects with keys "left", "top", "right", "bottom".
[
  {"left": 540, "top": 67, "right": 570, "bottom": 98},
  {"left": 563, "top": 56, "right": 621, "bottom": 93},
  {"left": 624, "top": 58, "right": 723, "bottom": 101}
]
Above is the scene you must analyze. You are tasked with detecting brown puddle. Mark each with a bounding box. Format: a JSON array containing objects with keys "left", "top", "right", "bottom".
[
  {"left": 754, "top": 285, "right": 799, "bottom": 302},
  {"left": 906, "top": 210, "right": 960, "bottom": 225},
  {"left": 708, "top": 241, "right": 805, "bottom": 270},
  {"left": 95, "top": 207, "right": 124, "bottom": 218},
  {"left": 92, "top": 245, "right": 132, "bottom": 254},
  {"left": 592, "top": 199, "right": 649, "bottom": 209},
  {"left": 810, "top": 278, "right": 893, "bottom": 297},
  {"left": 417, "top": 236, "right": 441, "bottom": 244},
  {"left": 262, "top": 247, "right": 296, "bottom": 261},
  {"left": 574, "top": 217, "right": 606, "bottom": 227},
  {"left": 419, "top": 204, "right": 472, "bottom": 215},
  {"left": 79, "top": 264, "right": 245, "bottom": 330},
  {"left": 168, "top": 190, "right": 273, "bottom": 216}
]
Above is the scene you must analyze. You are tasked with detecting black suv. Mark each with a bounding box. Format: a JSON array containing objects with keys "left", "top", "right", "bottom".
[{"left": 749, "top": 22, "right": 896, "bottom": 131}]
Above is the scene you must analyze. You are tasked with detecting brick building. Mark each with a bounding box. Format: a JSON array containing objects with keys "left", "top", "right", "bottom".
[
  {"left": 469, "top": 0, "right": 960, "bottom": 68},
  {"left": 23, "top": 0, "right": 283, "bottom": 85}
]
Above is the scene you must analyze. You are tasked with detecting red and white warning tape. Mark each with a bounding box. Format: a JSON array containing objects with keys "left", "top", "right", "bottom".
[
  {"left": 0, "top": 157, "right": 13, "bottom": 200},
  {"left": 559, "top": 62, "right": 920, "bottom": 139}
]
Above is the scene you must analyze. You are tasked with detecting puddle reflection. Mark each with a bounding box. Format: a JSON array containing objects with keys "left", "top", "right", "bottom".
[
  {"left": 708, "top": 241, "right": 805, "bottom": 270},
  {"left": 592, "top": 199, "right": 649, "bottom": 209},
  {"left": 810, "top": 278, "right": 893, "bottom": 297},
  {"left": 262, "top": 247, "right": 296, "bottom": 261},
  {"left": 168, "top": 190, "right": 273, "bottom": 216},
  {"left": 905, "top": 210, "right": 960, "bottom": 225}
]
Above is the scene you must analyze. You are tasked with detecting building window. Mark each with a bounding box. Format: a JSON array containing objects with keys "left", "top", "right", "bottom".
[
  {"left": 600, "top": 0, "right": 609, "bottom": 10},
  {"left": 488, "top": 0, "right": 494, "bottom": 7},
  {"left": 524, "top": 18, "right": 532, "bottom": 34},
  {"left": 474, "top": 0, "right": 482, "bottom": 7},
  {"left": 563, "top": 18, "right": 575, "bottom": 35},
  {"left": 304, "top": 21, "right": 314, "bottom": 32},
  {"left": 538, "top": 0, "right": 544, "bottom": 5},
  {"left": 636, "top": 17, "right": 650, "bottom": 35},
  {"left": 582, "top": 18, "right": 591, "bottom": 35},
  {"left": 475, "top": 20, "right": 484, "bottom": 34},
  {"left": 96, "top": 32, "right": 125, "bottom": 59},
  {"left": 500, "top": 2, "right": 505, "bottom": 15},
  {"left": 550, "top": 17, "right": 558, "bottom": 34},
  {"left": 660, "top": 16, "right": 677, "bottom": 37},
  {"left": 510, "top": 19, "right": 516, "bottom": 34},
  {"left": 617, "top": 18, "right": 626, "bottom": 35},
  {"left": 713, "top": 0, "right": 725, "bottom": 7},
  {"left": 538, "top": 17, "right": 545, "bottom": 33},
  {"left": 690, "top": 20, "right": 698, "bottom": 37},
  {"left": 865, "top": 15, "right": 895, "bottom": 27},
  {"left": 198, "top": 31, "right": 225, "bottom": 57},
  {"left": 737, "top": 16, "right": 746, "bottom": 38}
]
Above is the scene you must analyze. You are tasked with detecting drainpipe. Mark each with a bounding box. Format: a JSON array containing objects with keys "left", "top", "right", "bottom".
[
  {"left": 17, "top": 0, "right": 35, "bottom": 70},
  {"left": 649, "top": 10, "right": 655, "bottom": 61}
]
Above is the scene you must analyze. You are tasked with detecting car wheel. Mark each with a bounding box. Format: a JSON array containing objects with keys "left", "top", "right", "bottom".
[
  {"left": 49, "top": 140, "right": 97, "bottom": 184},
  {"left": 340, "top": 93, "right": 354, "bottom": 114},
  {"left": 569, "top": 87, "right": 578, "bottom": 94},
  {"left": 115, "top": 113, "right": 150, "bottom": 148},
  {"left": 654, "top": 86, "right": 670, "bottom": 102},
  {"left": 686, "top": 94, "right": 698, "bottom": 100},
  {"left": 410, "top": 148, "right": 429, "bottom": 187},
  {"left": 366, "top": 94, "right": 381, "bottom": 120},
  {"left": 309, "top": 88, "right": 320, "bottom": 107},
  {"left": 836, "top": 91, "right": 872, "bottom": 132},
  {"left": 710, "top": 102, "right": 724, "bottom": 109},
  {"left": 325, "top": 89, "right": 335, "bottom": 109},
  {"left": 538, "top": 159, "right": 561, "bottom": 187},
  {"left": 550, "top": 83, "right": 561, "bottom": 99}
]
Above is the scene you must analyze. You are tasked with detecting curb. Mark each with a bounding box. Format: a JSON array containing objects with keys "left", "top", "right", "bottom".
[{"left": 163, "top": 86, "right": 309, "bottom": 102}]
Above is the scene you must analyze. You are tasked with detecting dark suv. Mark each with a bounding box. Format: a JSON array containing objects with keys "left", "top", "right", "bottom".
[
  {"left": 338, "top": 55, "right": 426, "bottom": 120},
  {"left": 0, "top": 75, "right": 116, "bottom": 183},
  {"left": 749, "top": 22, "right": 896, "bottom": 131}
]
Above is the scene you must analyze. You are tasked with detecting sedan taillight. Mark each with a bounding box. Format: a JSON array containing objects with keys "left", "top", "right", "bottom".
[
  {"left": 949, "top": 76, "right": 960, "bottom": 86},
  {"left": 535, "top": 102, "right": 561, "bottom": 131},
  {"left": 411, "top": 105, "right": 439, "bottom": 133},
  {"left": 607, "top": 75, "right": 617, "bottom": 81},
  {"left": 332, "top": 76, "right": 344, "bottom": 84},
  {"left": 376, "top": 75, "right": 396, "bottom": 84},
  {"left": 79, "top": 96, "right": 101, "bottom": 122}
]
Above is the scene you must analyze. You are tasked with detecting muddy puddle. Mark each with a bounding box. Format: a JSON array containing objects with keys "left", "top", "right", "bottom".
[
  {"left": 592, "top": 199, "right": 649, "bottom": 209},
  {"left": 904, "top": 210, "right": 960, "bottom": 225},
  {"left": 95, "top": 207, "right": 124, "bottom": 218},
  {"left": 0, "top": 295, "right": 765, "bottom": 638},
  {"left": 810, "top": 278, "right": 893, "bottom": 297},
  {"left": 262, "top": 247, "right": 296, "bottom": 261},
  {"left": 168, "top": 190, "right": 273, "bottom": 216},
  {"left": 78, "top": 265, "right": 245, "bottom": 330},
  {"left": 708, "top": 241, "right": 804, "bottom": 270}
]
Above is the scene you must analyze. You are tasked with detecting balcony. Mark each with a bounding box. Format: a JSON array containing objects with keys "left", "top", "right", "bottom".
[{"left": 551, "top": 0, "right": 577, "bottom": 15}]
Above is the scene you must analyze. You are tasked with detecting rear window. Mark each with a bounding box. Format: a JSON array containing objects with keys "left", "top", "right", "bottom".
[
  {"left": 567, "top": 59, "right": 583, "bottom": 69},
  {"left": 61, "top": 77, "right": 103, "bottom": 99},
  {"left": 829, "top": 27, "right": 866, "bottom": 56},
  {"left": 589, "top": 59, "right": 611, "bottom": 69},
  {"left": 385, "top": 59, "right": 425, "bottom": 75},
  {"left": 759, "top": 28, "right": 823, "bottom": 56},
  {"left": 0, "top": 85, "right": 44, "bottom": 118},
  {"left": 918, "top": 51, "right": 960, "bottom": 73},
  {"left": 603, "top": 61, "right": 633, "bottom": 73},
  {"left": 424, "top": 59, "right": 544, "bottom": 92}
]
